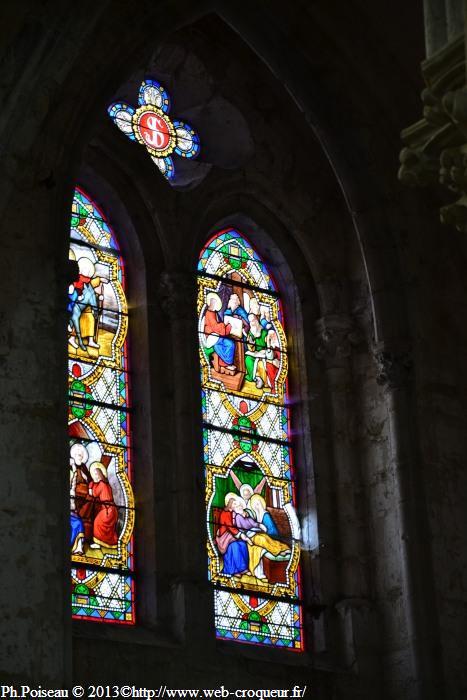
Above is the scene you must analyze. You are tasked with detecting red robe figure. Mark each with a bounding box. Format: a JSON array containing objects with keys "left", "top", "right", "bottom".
[{"left": 88, "top": 462, "right": 118, "bottom": 549}]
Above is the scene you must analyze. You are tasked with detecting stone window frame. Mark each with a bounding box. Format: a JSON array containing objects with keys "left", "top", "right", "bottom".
[
  {"left": 190, "top": 207, "right": 324, "bottom": 663},
  {"left": 71, "top": 168, "right": 163, "bottom": 645},
  {"left": 71, "top": 170, "right": 326, "bottom": 668}
]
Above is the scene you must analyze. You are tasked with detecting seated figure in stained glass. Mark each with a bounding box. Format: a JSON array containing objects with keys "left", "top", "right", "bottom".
[
  {"left": 88, "top": 462, "right": 118, "bottom": 549},
  {"left": 69, "top": 187, "right": 135, "bottom": 623},
  {"left": 199, "top": 229, "right": 303, "bottom": 649},
  {"left": 214, "top": 488, "right": 291, "bottom": 582},
  {"left": 203, "top": 292, "right": 236, "bottom": 370}
]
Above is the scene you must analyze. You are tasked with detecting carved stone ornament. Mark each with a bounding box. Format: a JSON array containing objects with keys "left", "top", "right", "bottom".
[
  {"left": 399, "top": 35, "right": 467, "bottom": 232},
  {"left": 314, "top": 314, "right": 363, "bottom": 365},
  {"left": 372, "top": 345, "right": 413, "bottom": 388},
  {"left": 157, "top": 269, "right": 196, "bottom": 321}
]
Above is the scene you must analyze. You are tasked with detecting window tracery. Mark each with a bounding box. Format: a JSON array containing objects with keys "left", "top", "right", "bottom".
[{"left": 108, "top": 78, "right": 200, "bottom": 181}]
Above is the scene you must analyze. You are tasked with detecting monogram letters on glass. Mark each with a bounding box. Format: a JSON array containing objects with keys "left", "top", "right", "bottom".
[{"left": 108, "top": 79, "right": 200, "bottom": 181}]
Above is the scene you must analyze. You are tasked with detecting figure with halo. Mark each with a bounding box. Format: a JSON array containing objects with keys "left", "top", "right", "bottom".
[
  {"left": 88, "top": 461, "right": 118, "bottom": 549},
  {"left": 203, "top": 291, "right": 237, "bottom": 371},
  {"left": 69, "top": 254, "right": 107, "bottom": 352}
]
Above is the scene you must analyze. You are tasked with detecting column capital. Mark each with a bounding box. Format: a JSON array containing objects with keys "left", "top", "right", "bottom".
[
  {"left": 399, "top": 34, "right": 467, "bottom": 232},
  {"left": 314, "top": 314, "right": 364, "bottom": 366},
  {"left": 157, "top": 269, "right": 196, "bottom": 321},
  {"left": 372, "top": 343, "right": 413, "bottom": 388}
]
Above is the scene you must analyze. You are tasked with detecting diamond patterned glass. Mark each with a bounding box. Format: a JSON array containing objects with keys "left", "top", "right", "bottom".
[
  {"left": 198, "top": 229, "right": 304, "bottom": 650},
  {"left": 69, "top": 187, "right": 135, "bottom": 624}
]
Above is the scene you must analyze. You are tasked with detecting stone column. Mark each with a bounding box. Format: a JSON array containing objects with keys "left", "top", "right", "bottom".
[
  {"left": 424, "top": 0, "right": 449, "bottom": 56},
  {"left": 400, "top": 2, "right": 467, "bottom": 232},
  {"left": 314, "top": 315, "right": 378, "bottom": 679},
  {"left": 423, "top": 0, "right": 464, "bottom": 57},
  {"left": 0, "top": 184, "right": 71, "bottom": 685},
  {"left": 157, "top": 269, "right": 212, "bottom": 647},
  {"left": 373, "top": 345, "right": 442, "bottom": 700},
  {"left": 446, "top": 0, "right": 465, "bottom": 41}
]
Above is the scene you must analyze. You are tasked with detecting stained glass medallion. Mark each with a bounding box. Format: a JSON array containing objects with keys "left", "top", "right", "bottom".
[
  {"left": 108, "top": 78, "right": 200, "bottom": 182},
  {"left": 69, "top": 187, "right": 135, "bottom": 623},
  {"left": 198, "top": 229, "right": 304, "bottom": 650}
]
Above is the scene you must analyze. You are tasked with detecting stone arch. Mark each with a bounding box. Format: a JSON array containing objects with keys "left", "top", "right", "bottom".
[
  {"left": 1, "top": 3, "right": 414, "bottom": 346},
  {"left": 0, "top": 3, "right": 440, "bottom": 697}
]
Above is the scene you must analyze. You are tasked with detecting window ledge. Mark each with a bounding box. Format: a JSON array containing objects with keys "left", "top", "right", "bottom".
[
  {"left": 218, "top": 642, "right": 345, "bottom": 673},
  {"left": 216, "top": 640, "right": 313, "bottom": 667},
  {"left": 72, "top": 621, "right": 180, "bottom": 648}
]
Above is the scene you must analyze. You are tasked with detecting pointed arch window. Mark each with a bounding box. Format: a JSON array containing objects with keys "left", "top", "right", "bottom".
[
  {"left": 198, "top": 229, "right": 304, "bottom": 650},
  {"left": 68, "top": 187, "right": 135, "bottom": 624}
]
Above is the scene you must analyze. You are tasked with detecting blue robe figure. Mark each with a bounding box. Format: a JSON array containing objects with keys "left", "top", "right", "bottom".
[
  {"left": 222, "top": 539, "right": 249, "bottom": 575},
  {"left": 262, "top": 511, "right": 279, "bottom": 537},
  {"left": 71, "top": 512, "right": 84, "bottom": 551}
]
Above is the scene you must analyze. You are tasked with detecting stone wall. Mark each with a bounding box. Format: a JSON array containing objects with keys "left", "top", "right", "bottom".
[{"left": 0, "top": 2, "right": 465, "bottom": 699}]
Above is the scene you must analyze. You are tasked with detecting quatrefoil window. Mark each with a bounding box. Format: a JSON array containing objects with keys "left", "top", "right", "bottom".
[{"left": 108, "top": 79, "right": 200, "bottom": 181}]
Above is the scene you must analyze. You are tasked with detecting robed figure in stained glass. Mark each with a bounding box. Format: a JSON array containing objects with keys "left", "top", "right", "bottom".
[
  {"left": 88, "top": 462, "right": 118, "bottom": 549},
  {"left": 69, "top": 442, "right": 93, "bottom": 544},
  {"left": 215, "top": 492, "right": 291, "bottom": 580},
  {"left": 69, "top": 253, "right": 108, "bottom": 352},
  {"left": 203, "top": 292, "right": 236, "bottom": 369},
  {"left": 215, "top": 495, "right": 251, "bottom": 576},
  {"left": 70, "top": 456, "right": 85, "bottom": 555},
  {"left": 199, "top": 228, "right": 304, "bottom": 649},
  {"left": 68, "top": 188, "right": 135, "bottom": 624}
]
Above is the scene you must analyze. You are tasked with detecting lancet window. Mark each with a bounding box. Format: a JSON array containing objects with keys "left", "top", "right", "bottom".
[
  {"left": 198, "top": 229, "right": 304, "bottom": 649},
  {"left": 68, "top": 187, "right": 135, "bottom": 624}
]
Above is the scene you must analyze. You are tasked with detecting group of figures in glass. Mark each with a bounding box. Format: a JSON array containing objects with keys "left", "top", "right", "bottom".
[
  {"left": 213, "top": 468, "right": 293, "bottom": 582},
  {"left": 70, "top": 441, "right": 119, "bottom": 556},
  {"left": 199, "top": 230, "right": 303, "bottom": 649},
  {"left": 66, "top": 192, "right": 303, "bottom": 643},
  {"left": 68, "top": 189, "right": 134, "bottom": 623},
  {"left": 202, "top": 289, "right": 282, "bottom": 395},
  {"left": 66, "top": 75, "right": 304, "bottom": 642}
]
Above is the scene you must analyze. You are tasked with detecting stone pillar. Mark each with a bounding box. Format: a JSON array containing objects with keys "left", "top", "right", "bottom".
[
  {"left": 446, "top": 0, "right": 465, "bottom": 41},
  {"left": 373, "top": 345, "right": 442, "bottom": 700},
  {"left": 399, "top": 2, "right": 467, "bottom": 232},
  {"left": 314, "top": 315, "right": 379, "bottom": 680},
  {"left": 424, "top": 0, "right": 448, "bottom": 56},
  {"left": 157, "top": 269, "right": 212, "bottom": 647},
  {"left": 423, "top": 0, "right": 464, "bottom": 57},
  {"left": 0, "top": 184, "right": 70, "bottom": 685},
  {"left": 314, "top": 315, "right": 368, "bottom": 597}
]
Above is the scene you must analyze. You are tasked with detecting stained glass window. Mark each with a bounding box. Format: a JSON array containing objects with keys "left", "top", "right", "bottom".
[
  {"left": 108, "top": 78, "right": 200, "bottom": 181},
  {"left": 69, "top": 187, "right": 135, "bottom": 624},
  {"left": 198, "top": 229, "right": 304, "bottom": 650}
]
